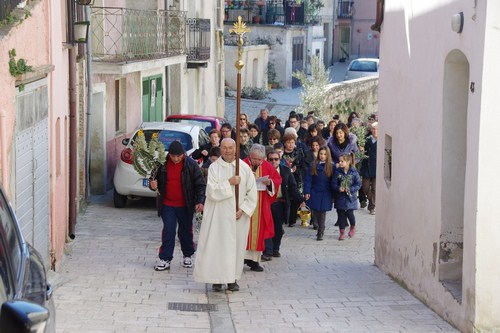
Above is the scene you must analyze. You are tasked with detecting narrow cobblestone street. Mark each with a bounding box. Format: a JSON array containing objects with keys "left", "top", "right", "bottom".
[
  {"left": 52, "top": 63, "right": 459, "bottom": 332},
  {"left": 52, "top": 191, "right": 458, "bottom": 333}
]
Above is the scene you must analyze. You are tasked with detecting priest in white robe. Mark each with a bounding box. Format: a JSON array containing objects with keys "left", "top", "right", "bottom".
[{"left": 193, "top": 138, "right": 257, "bottom": 292}]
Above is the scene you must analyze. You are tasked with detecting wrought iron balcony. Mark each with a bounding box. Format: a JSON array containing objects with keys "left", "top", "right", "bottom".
[
  {"left": 187, "top": 18, "right": 210, "bottom": 63},
  {"left": 90, "top": 7, "right": 186, "bottom": 63},
  {"left": 337, "top": 0, "right": 354, "bottom": 19},
  {"left": 223, "top": 1, "right": 320, "bottom": 26}
]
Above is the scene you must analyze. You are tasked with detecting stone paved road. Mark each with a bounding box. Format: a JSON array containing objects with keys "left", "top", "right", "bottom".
[
  {"left": 52, "top": 62, "right": 459, "bottom": 332},
  {"left": 52, "top": 192, "right": 459, "bottom": 333}
]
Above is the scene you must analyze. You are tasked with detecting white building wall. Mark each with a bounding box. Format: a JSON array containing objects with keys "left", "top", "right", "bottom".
[{"left": 375, "top": 0, "right": 500, "bottom": 331}]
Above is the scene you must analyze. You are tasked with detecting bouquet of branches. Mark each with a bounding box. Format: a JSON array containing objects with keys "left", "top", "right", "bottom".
[
  {"left": 132, "top": 130, "right": 166, "bottom": 181},
  {"left": 338, "top": 173, "right": 353, "bottom": 197},
  {"left": 349, "top": 125, "right": 368, "bottom": 164}
]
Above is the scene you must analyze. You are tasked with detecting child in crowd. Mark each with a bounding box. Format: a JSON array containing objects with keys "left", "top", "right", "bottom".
[
  {"left": 248, "top": 123, "right": 262, "bottom": 144},
  {"left": 332, "top": 153, "right": 361, "bottom": 240},
  {"left": 239, "top": 128, "right": 252, "bottom": 159},
  {"left": 303, "top": 146, "right": 334, "bottom": 240},
  {"left": 201, "top": 147, "right": 221, "bottom": 181}
]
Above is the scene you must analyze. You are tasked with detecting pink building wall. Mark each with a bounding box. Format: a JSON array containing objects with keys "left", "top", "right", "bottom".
[{"left": 0, "top": 1, "right": 71, "bottom": 269}]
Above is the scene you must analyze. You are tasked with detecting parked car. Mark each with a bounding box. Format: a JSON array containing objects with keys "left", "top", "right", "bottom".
[
  {"left": 113, "top": 122, "right": 210, "bottom": 208},
  {"left": 0, "top": 184, "right": 55, "bottom": 333},
  {"left": 344, "top": 58, "right": 380, "bottom": 80},
  {"left": 165, "top": 114, "right": 226, "bottom": 133}
]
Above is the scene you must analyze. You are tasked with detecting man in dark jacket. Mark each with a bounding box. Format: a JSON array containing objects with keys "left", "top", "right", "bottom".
[
  {"left": 149, "top": 141, "right": 206, "bottom": 271},
  {"left": 360, "top": 122, "right": 377, "bottom": 215},
  {"left": 262, "top": 150, "right": 305, "bottom": 260}
]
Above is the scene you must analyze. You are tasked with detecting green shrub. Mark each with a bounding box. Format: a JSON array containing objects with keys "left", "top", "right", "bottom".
[{"left": 241, "top": 86, "right": 269, "bottom": 100}]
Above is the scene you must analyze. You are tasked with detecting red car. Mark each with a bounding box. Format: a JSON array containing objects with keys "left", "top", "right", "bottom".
[{"left": 165, "top": 114, "right": 226, "bottom": 133}]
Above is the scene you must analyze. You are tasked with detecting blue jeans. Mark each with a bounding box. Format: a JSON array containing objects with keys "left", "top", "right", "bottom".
[{"left": 158, "top": 205, "right": 195, "bottom": 261}]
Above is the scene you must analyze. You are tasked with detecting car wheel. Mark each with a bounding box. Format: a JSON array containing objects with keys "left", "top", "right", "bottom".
[{"left": 113, "top": 189, "right": 127, "bottom": 208}]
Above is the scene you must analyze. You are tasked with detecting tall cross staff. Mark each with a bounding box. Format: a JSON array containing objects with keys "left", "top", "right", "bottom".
[{"left": 229, "top": 16, "right": 250, "bottom": 210}]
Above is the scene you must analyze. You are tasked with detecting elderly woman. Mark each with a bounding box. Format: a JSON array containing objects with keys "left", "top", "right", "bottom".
[{"left": 327, "top": 123, "right": 358, "bottom": 166}]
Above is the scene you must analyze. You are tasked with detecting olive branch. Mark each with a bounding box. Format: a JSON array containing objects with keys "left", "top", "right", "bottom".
[{"left": 132, "top": 130, "right": 166, "bottom": 179}]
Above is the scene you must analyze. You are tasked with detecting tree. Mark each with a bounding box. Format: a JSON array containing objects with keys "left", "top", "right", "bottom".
[{"left": 292, "top": 55, "right": 330, "bottom": 120}]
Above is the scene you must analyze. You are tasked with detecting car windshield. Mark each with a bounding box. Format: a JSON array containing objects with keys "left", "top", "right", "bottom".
[
  {"left": 349, "top": 61, "right": 378, "bottom": 72},
  {"left": 134, "top": 130, "right": 193, "bottom": 151},
  {"left": 167, "top": 119, "right": 215, "bottom": 133}
]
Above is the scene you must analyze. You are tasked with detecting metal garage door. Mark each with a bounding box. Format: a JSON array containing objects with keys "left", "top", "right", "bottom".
[{"left": 14, "top": 80, "right": 50, "bottom": 265}]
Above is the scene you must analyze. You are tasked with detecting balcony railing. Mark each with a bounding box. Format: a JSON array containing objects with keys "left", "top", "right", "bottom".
[
  {"left": 91, "top": 7, "right": 186, "bottom": 63},
  {"left": 187, "top": 18, "right": 210, "bottom": 62},
  {"left": 224, "top": 2, "right": 320, "bottom": 26},
  {"left": 337, "top": 0, "right": 354, "bottom": 19}
]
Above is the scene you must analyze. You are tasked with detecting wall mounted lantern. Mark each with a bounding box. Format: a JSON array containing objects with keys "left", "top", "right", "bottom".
[
  {"left": 76, "top": 0, "right": 94, "bottom": 5},
  {"left": 451, "top": 12, "right": 464, "bottom": 33},
  {"left": 74, "top": 20, "right": 90, "bottom": 43}
]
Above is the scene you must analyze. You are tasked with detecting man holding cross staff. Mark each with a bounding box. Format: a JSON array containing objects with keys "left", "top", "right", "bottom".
[{"left": 193, "top": 18, "right": 258, "bottom": 292}]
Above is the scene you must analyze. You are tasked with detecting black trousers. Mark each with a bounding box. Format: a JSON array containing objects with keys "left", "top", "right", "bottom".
[
  {"left": 265, "top": 201, "right": 286, "bottom": 255},
  {"left": 313, "top": 210, "right": 326, "bottom": 236},
  {"left": 336, "top": 209, "right": 356, "bottom": 230},
  {"left": 288, "top": 199, "right": 300, "bottom": 226}
]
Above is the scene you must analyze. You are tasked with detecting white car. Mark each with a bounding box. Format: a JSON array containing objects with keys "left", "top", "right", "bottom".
[
  {"left": 344, "top": 58, "right": 379, "bottom": 80},
  {"left": 113, "top": 122, "right": 209, "bottom": 208}
]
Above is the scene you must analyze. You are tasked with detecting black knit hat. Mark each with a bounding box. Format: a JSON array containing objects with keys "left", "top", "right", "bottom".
[{"left": 168, "top": 141, "right": 185, "bottom": 155}]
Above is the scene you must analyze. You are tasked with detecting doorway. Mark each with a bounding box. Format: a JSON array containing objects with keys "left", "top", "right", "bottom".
[{"left": 439, "top": 49, "right": 469, "bottom": 302}]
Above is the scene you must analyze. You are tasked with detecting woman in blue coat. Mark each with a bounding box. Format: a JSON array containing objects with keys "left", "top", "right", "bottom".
[
  {"left": 303, "top": 146, "right": 334, "bottom": 241},
  {"left": 332, "top": 153, "right": 362, "bottom": 240}
]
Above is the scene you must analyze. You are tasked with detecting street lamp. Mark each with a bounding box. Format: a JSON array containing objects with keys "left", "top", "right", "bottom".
[
  {"left": 76, "top": 0, "right": 94, "bottom": 5},
  {"left": 74, "top": 20, "right": 90, "bottom": 43}
]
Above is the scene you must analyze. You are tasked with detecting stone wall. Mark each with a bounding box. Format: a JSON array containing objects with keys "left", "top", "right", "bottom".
[{"left": 322, "top": 77, "right": 378, "bottom": 121}]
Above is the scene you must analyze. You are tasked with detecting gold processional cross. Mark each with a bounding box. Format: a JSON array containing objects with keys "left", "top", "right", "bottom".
[{"left": 228, "top": 16, "right": 250, "bottom": 210}]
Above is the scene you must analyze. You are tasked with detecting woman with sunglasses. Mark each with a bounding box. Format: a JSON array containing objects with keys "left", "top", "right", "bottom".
[{"left": 239, "top": 113, "right": 249, "bottom": 129}]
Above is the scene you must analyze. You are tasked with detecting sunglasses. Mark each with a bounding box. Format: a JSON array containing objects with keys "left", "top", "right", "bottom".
[
  {"left": 269, "top": 122, "right": 275, "bottom": 125},
  {"left": 240, "top": 118, "right": 246, "bottom": 120},
  {"left": 268, "top": 158, "right": 280, "bottom": 161}
]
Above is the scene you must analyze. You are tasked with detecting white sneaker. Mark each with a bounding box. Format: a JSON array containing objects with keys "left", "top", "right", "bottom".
[
  {"left": 154, "top": 259, "right": 171, "bottom": 271},
  {"left": 182, "top": 256, "right": 193, "bottom": 268}
]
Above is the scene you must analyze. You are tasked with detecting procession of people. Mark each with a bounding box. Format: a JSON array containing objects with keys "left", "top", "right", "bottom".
[{"left": 150, "top": 107, "right": 378, "bottom": 292}]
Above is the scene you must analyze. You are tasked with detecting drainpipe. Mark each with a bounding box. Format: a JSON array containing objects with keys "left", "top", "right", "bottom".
[
  {"left": 68, "top": 0, "right": 77, "bottom": 239},
  {"left": 85, "top": 5, "right": 93, "bottom": 200}
]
